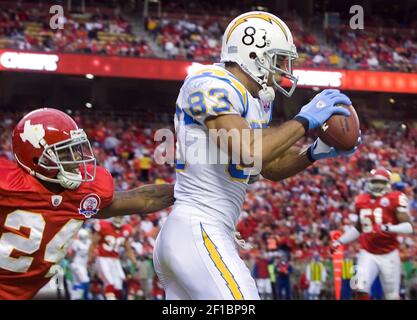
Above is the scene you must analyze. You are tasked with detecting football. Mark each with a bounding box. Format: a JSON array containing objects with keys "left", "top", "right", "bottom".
[{"left": 317, "top": 104, "right": 360, "bottom": 151}]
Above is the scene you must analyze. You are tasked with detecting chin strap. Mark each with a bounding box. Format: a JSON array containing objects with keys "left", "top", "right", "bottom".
[
  {"left": 16, "top": 154, "right": 82, "bottom": 190},
  {"left": 258, "top": 85, "right": 275, "bottom": 103},
  {"left": 57, "top": 171, "right": 82, "bottom": 190}
]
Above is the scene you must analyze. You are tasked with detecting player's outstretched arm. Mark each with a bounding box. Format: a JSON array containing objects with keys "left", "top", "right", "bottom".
[
  {"left": 261, "top": 135, "right": 361, "bottom": 182},
  {"left": 125, "top": 240, "right": 137, "bottom": 266},
  {"left": 88, "top": 232, "right": 100, "bottom": 265},
  {"left": 206, "top": 114, "right": 306, "bottom": 170},
  {"left": 261, "top": 146, "right": 312, "bottom": 181},
  {"left": 331, "top": 220, "right": 361, "bottom": 253},
  {"left": 205, "top": 89, "right": 352, "bottom": 172},
  {"left": 97, "top": 183, "right": 175, "bottom": 219}
]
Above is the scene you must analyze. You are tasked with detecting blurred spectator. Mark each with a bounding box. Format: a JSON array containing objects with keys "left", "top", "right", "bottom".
[
  {"left": 340, "top": 250, "right": 354, "bottom": 300},
  {"left": 298, "top": 271, "right": 310, "bottom": 300},
  {"left": 306, "top": 253, "right": 327, "bottom": 300},
  {"left": 409, "top": 269, "right": 417, "bottom": 299},
  {"left": 136, "top": 255, "right": 154, "bottom": 299},
  {"left": 138, "top": 152, "right": 153, "bottom": 182},
  {"left": 253, "top": 254, "right": 273, "bottom": 300},
  {"left": 274, "top": 257, "right": 293, "bottom": 300},
  {"left": 267, "top": 259, "right": 277, "bottom": 299}
]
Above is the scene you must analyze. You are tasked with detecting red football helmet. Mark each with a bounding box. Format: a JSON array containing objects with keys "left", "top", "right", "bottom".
[
  {"left": 111, "top": 216, "right": 125, "bottom": 229},
  {"left": 12, "top": 108, "right": 96, "bottom": 189},
  {"left": 368, "top": 167, "right": 391, "bottom": 197}
]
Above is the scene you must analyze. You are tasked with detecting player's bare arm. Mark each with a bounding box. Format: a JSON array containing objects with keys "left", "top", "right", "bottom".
[
  {"left": 97, "top": 183, "right": 175, "bottom": 219},
  {"left": 396, "top": 210, "right": 413, "bottom": 226},
  {"left": 205, "top": 89, "right": 357, "bottom": 181},
  {"left": 124, "top": 240, "right": 138, "bottom": 266},
  {"left": 261, "top": 146, "right": 313, "bottom": 181},
  {"left": 205, "top": 114, "right": 306, "bottom": 169},
  {"left": 386, "top": 210, "right": 415, "bottom": 234},
  {"left": 88, "top": 232, "right": 101, "bottom": 265}
]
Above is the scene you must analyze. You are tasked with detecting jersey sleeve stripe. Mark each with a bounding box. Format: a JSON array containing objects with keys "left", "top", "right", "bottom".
[{"left": 242, "top": 90, "right": 249, "bottom": 118}]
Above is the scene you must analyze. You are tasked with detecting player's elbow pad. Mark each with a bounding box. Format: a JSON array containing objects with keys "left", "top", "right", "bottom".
[
  {"left": 338, "top": 226, "right": 360, "bottom": 245},
  {"left": 386, "top": 222, "right": 414, "bottom": 234}
]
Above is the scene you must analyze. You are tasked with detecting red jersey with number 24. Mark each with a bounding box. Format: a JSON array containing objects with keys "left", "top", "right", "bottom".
[{"left": 0, "top": 158, "right": 114, "bottom": 300}]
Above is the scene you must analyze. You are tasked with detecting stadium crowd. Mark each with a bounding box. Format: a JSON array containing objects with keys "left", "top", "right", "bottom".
[
  {"left": 0, "top": 5, "right": 153, "bottom": 57},
  {"left": 145, "top": 14, "right": 344, "bottom": 70},
  {"left": 0, "top": 1, "right": 416, "bottom": 72},
  {"left": 0, "top": 109, "right": 416, "bottom": 300},
  {"left": 325, "top": 28, "right": 417, "bottom": 73}
]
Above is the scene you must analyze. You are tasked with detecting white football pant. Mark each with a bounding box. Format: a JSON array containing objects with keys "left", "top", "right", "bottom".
[
  {"left": 354, "top": 249, "right": 401, "bottom": 300},
  {"left": 95, "top": 256, "right": 126, "bottom": 291},
  {"left": 153, "top": 204, "right": 260, "bottom": 300}
]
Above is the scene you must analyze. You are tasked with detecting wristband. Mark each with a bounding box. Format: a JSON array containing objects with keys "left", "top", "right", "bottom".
[
  {"left": 306, "top": 145, "right": 317, "bottom": 163},
  {"left": 293, "top": 115, "right": 309, "bottom": 133},
  {"left": 385, "top": 222, "right": 413, "bottom": 234}
]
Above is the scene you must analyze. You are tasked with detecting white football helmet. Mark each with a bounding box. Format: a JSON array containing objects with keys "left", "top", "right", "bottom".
[{"left": 221, "top": 11, "right": 298, "bottom": 102}]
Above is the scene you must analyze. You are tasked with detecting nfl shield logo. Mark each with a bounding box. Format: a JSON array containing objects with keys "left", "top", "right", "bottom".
[
  {"left": 51, "top": 195, "right": 63, "bottom": 207},
  {"left": 380, "top": 197, "right": 390, "bottom": 207}
]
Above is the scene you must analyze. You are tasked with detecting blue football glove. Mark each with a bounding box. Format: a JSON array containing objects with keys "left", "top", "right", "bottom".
[
  {"left": 308, "top": 133, "right": 362, "bottom": 161},
  {"left": 295, "top": 89, "right": 352, "bottom": 130}
]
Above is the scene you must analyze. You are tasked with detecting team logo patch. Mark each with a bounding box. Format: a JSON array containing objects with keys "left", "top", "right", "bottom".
[
  {"left": 380, "top": 197, "right": 390, "bottom": 207},
  {"left": 78, "top": 193, "right": 101, "bottom": 218},
  {"left": 262, "top": 101, "right": 271, "bottom": 112}
]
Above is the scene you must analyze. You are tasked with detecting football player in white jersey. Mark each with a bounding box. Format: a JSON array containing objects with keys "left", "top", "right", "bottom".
[
  {"left": 154, "top": 11, "right": 360, "bottom": 300},
  {"left": 69, "top": 228, "right": 92, "bottom": 299}
]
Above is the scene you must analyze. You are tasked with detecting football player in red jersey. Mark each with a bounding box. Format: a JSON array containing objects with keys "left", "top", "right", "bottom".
[
  {"left": 0, "top": 108, "right": 175, "bottom": 300},
  {"left": 88, "top": 216, "right": 137, "bottom": 300},
  {"left": 331, "top": 168, "right": 414, "bottom": 300}
]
